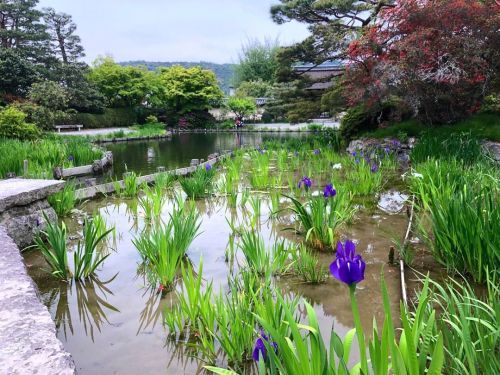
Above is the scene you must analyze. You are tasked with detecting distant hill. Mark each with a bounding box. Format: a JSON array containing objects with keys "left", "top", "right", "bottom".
[{"left": 119, "top": 60, "right": 236, "bottom": 94}]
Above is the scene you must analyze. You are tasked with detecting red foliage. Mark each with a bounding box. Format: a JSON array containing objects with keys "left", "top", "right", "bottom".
[{"left": 343, "top": 0, "right": 500, "bottom": 123}]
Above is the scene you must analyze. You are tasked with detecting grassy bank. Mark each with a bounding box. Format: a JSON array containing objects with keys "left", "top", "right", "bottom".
[
  {"left": 0, "top": 135, "right": 103, "bottom": 179},
  {"left": 88, "top": 122, "right": 167, "bottom": 141},
  {"left": 363, "top": 113, "right": 500, "bottom": 141}
]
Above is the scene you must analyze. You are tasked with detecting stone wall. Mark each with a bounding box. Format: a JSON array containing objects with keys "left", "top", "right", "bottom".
[
  {"left": 0, "top": 226, "right": 75, "bottom": 374},
  {"left": 0, "top": 179, "right": 64, "bottom": 249}
]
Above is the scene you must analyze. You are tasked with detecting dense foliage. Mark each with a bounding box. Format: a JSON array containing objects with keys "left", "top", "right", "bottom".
[{"left": 270, "top": 0, "right": 499, "bottom": 129}]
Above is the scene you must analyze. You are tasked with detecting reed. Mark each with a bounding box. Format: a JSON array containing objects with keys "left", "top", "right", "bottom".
[{"left": 180, "top": 168, "right": 214, "bottom": 199}]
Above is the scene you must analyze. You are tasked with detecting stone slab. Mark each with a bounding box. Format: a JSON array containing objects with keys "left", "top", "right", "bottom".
[
  {"left": 0, "top": 179, "right": 65, "bottom": 213},
  {"left": 0, "top": 226, "right": 75, "bottom": 374}
]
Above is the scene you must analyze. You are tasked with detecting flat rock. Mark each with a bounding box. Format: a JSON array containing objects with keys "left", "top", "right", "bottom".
[
  {"left": 0, "top": 226, "right": 75, "bottom": 374},
  {"left": 0, "top": 179, "right": 64, "bottom": 213},
  {"left": 378, "top": 190, "right": 409, "bottom": 214}
]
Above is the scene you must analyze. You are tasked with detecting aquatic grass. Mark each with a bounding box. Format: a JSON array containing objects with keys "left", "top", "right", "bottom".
[
  {"left": 291, "top": 245, "right": 328, "bottom": 284},
  {"left": 0, "top": 136, "right": 102, "bottom": 178},
  {"left": 133, "top": 200, "right": 201, "bottom": 292},
  {"left": 180, "top": 167, "right": 214, "bottom": 199},
  {"left": 344, "top": 158, "right": 384, "bottom": 196},
  {"left": 32, "top": 215, "right": 70, "bottom": 279},
  {"left": 73, "top": 217, "right": 114, "bottom": 280},
  {"left": 138, "top": 185, "right": 166, "bottom": 222},
  {"left": 238, "top": 230, "right": 292, "bottom": 276},
  {"left": 285, "top": 191, "right": 354, "bottom": 250},
  {"left": 154, "top": 172, "right": 176, "bottom": 190},
  {"left": 421, "top": 276, "right": 500, "bottom": 375},
  {"left": 123, "top": 171, "right": 140, "bottom": 197},
  {"left": 410, "top": 162, "right": 500, "bottom": 283},
  {"left": 47, "top": 182, "right": 76, "bottom": 217}
]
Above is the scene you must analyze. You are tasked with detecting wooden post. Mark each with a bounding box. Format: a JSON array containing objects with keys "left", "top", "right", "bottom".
[{"left": 23, "top": 160, "right": 28, "bottom": 177}]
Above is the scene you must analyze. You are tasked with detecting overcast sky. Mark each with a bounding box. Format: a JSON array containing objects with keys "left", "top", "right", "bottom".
[{"left": 37, "top": 0, "right": 310, "bottom": 64}]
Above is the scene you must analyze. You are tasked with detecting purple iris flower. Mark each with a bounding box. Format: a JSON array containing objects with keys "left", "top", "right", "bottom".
[
  {"left": 354, "top": 158, "right": 360, "bottom": 164},
  {"left": 392, "top": 139, "right": 401, "bottom": 147},
  {"left": 323, "top": 184, "right": 336, "bottom": 198},
  {"left": 351, "top": 151, "right": 357, "bottom": 157},
  {"left": 371, "top": 163, "right": 379, "bottom": 173},
  {"left": 330, "top": 240, "right": 366, "bottom": 285},
  {"left": 298, "top": 176, "right": 312, "bottom": 190},
  {"left": 252, "top": 331, "right": 277, "bottom": 362},
  {"left": 205, "top": 164, "right": 212, "bottom": 171},
  {"left": 68, "top": 154, "right": 74, "bottom": 162},
  {"left": 313, "top": 149, "right": 321, "bottom": 155}
]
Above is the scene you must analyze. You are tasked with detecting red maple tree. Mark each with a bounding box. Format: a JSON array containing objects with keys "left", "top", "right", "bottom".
[{"left": 343, "top": 0, "right": 499, "bottom": 124}]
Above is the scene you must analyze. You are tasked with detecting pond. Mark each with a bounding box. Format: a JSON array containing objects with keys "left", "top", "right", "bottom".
[
  {"left": 105, "top": 132, "right": 311, "bottom": 178},
  {"left": 25, "top": 147, "right": 409, "bottom": 374}
]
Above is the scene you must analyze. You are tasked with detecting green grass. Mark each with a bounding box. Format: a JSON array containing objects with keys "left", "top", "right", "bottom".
[
  {"left": 73, "top": 217, "right": 114, "bottom": 280},
  {"left": 179, "top": 168, "right": 215, "bottom": 199},
  {"left": 48, "top": 182, "right": 76, "bottom": 217},
  {"left": 32, "top": 215, "right": 70, "bottom": 279},
  {"left": 420, "top": 276, "right": 500, "bottom": 375},
  {"left": 0, "top": 135, "right": 103, "bottom": 178},
  {"left": 362, "top": 113, "right": 500, "bottom": 141}
]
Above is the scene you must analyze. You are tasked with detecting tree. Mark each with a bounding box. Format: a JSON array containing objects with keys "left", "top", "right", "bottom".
[
  {"left": 43, "top": 8, "right": 84, "bottom": 64},
  {"left": 88, "top": 57, "right": 157, "bottom": 108},
  {"left": 343, "top": 0, "right": 500, "bottom": 124},
  {"left": 235, "top": 79, "right": 272, "bottom": 98},
  {"left": 234, "top": 38, "right": 280, "bottom": 87},
  {"left": 29, "top": 81, "right": 69, "bottom": 110},
  {"left": 0, "top": 0, "right": 52, "bottom": 98},
  {"left": 270, "top": 0, "right": 394, "bottom": 66},
  {"left": 226, "top": 97, "right": 257, "bottom": 118},
  {"left": 158, "top": 65, "right": 224, "bottom": 113}
]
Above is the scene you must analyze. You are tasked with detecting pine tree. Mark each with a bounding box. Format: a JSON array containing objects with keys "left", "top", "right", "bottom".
[{"left": 43, "top": 7, "right": 84, "bottom": 64}]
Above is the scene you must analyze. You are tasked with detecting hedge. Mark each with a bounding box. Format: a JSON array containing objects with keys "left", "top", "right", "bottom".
[{"left": 69, "top": 108, "right": 138, "bottom": 129}]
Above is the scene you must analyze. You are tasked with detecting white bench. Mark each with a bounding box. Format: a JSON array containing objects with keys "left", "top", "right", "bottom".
[{"left": 54, "top": 124, "right": 83, "bottom": 132}]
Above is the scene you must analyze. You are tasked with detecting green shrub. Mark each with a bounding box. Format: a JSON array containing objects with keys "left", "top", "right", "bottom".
[
  {"left": 339, "top": 104, "right": 378, "bottom": 141},
  {"left": 70, "top": 108, "right": 138, "bottom": 129},
  {"left": 145, "top": 114, "right": 158, "bottom": 123},
  {"left": 0, "top": 106, "right": 40, "bottom": 140}
]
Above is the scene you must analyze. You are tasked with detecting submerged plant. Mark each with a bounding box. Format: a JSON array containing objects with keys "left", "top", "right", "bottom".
[{"left": 48, "top": 182, "right": 76, "bottom": 216}]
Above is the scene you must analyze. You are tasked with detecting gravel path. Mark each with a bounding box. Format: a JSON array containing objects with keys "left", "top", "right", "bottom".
[{"left": 55, "top": 127, "right": 133, "bottom": 136}]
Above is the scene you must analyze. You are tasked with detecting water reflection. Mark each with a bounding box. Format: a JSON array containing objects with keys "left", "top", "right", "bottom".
[
  {"left": 46, "top": 275, "right": 120, "bottom": 342},
  {"left": 106, "top": 132, "right": 310, "bottom": 178}
]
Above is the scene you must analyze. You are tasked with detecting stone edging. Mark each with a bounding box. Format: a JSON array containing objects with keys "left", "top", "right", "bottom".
[
  {"left": 75, "top": 154, "right": 227, "bottom": 201},
  {"left": 0, "top": 226, "right": 75, "bottom": 375}
]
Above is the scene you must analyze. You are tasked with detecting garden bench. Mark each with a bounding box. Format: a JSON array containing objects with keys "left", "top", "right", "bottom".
[{"left": 54, "top": 124, "right": 83, "bottom": 132}]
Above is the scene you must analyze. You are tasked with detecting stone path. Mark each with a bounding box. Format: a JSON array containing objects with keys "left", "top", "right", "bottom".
[{"left": 0, "top": 226, "right": 75, "bottom": 374}]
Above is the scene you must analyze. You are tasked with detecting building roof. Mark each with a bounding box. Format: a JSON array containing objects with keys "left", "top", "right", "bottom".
[{"left": 293, "top": 60, "right": 345, "bottom": 72}]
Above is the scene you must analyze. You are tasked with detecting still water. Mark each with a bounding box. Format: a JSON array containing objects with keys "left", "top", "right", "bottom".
[
  {"left": 105, "top": 132, "right": 310, "bottom": 177},
  {"left": 24, "top": 194, "right": 406, "bottom": 374}
]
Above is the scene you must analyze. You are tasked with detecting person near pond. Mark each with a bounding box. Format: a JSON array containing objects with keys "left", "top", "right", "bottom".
[{"left": 235, "top": 115, "right": 244, "bottom": 128}]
